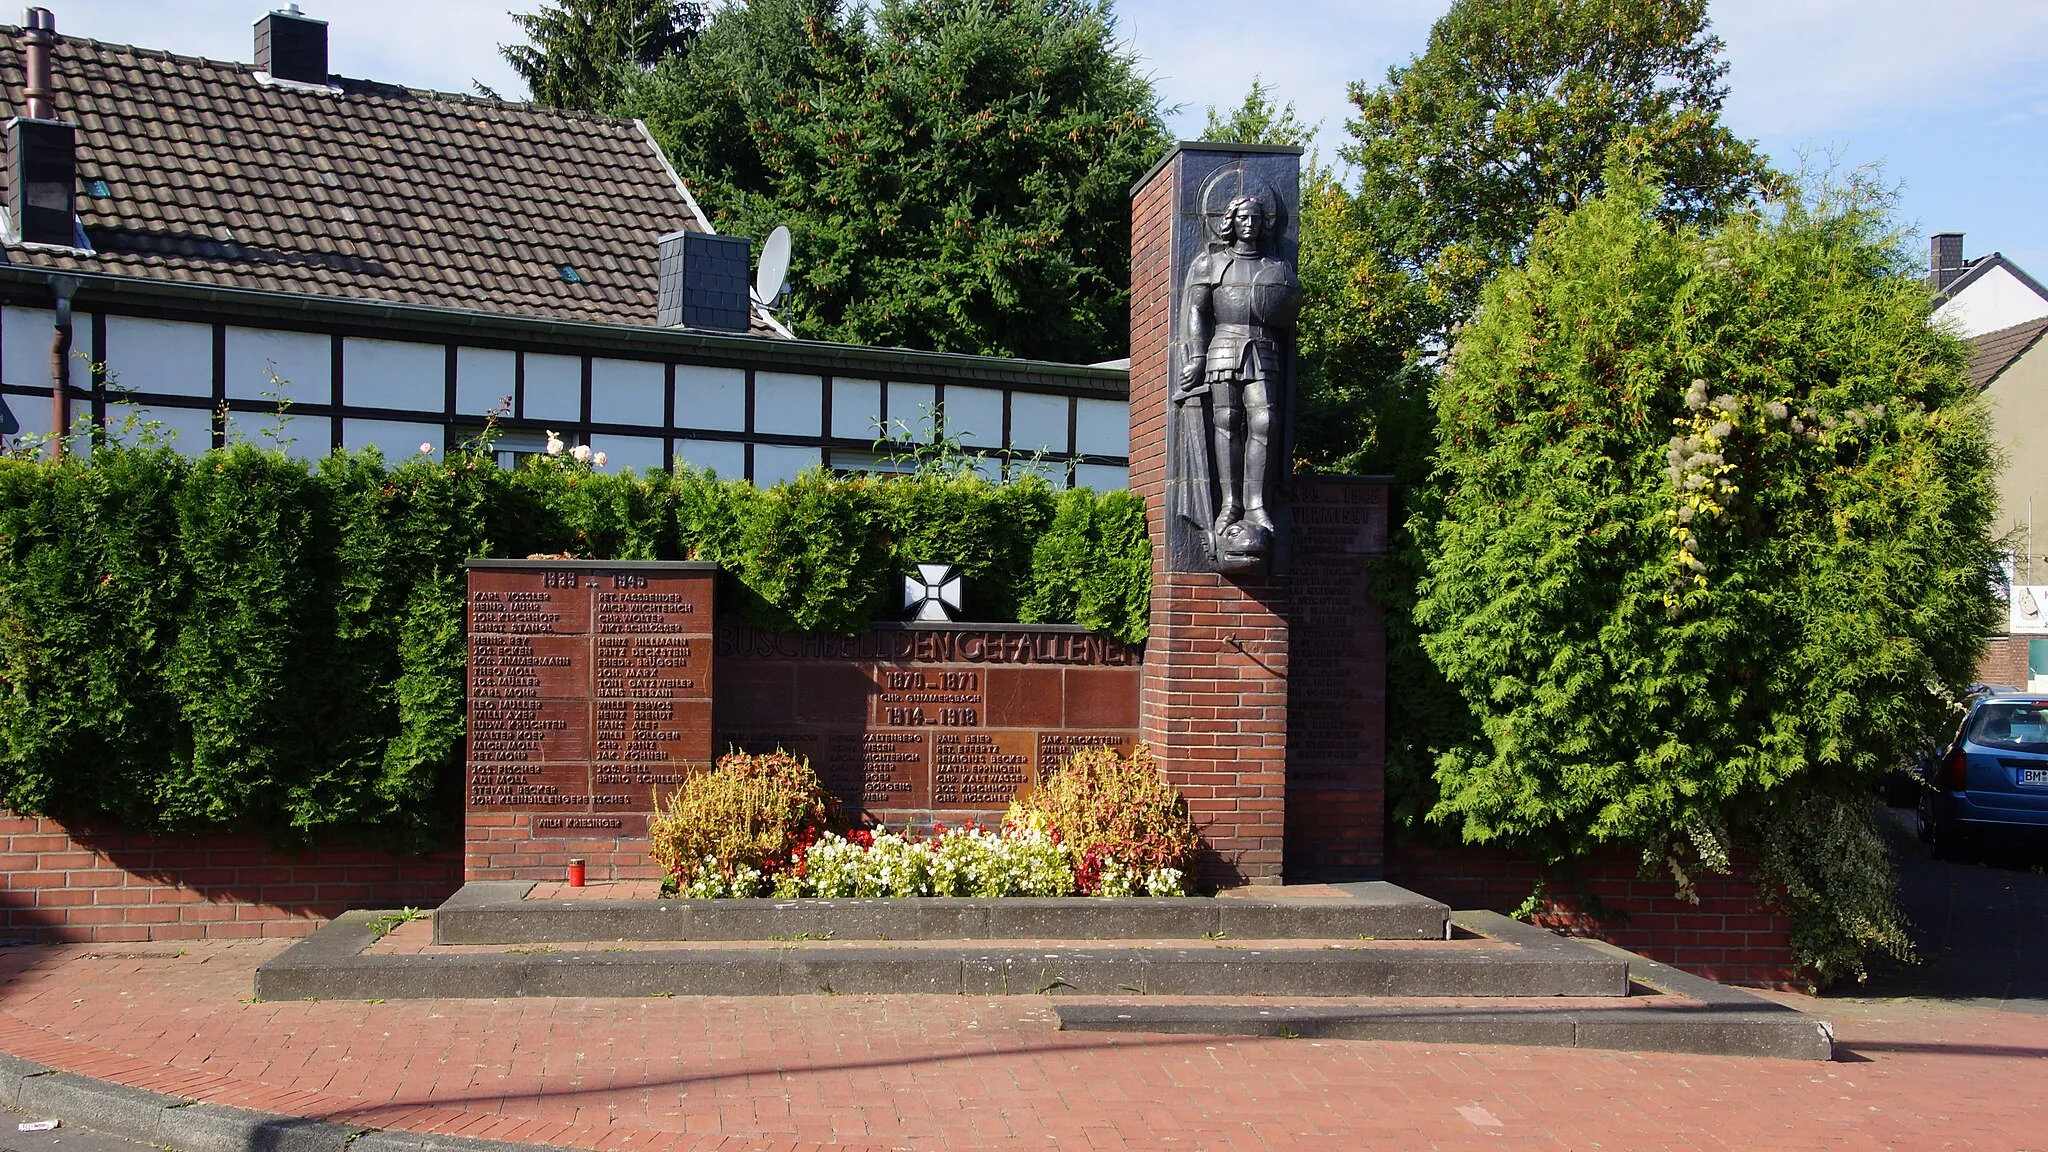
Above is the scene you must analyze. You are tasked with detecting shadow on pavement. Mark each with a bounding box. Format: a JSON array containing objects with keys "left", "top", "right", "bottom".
[{"left": 1850, "top": 807, "right": 2048, "bottom": 1012}]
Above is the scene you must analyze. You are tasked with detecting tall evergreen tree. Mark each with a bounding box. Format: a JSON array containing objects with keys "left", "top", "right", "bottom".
[
  {"left": 1419, "top": 167, "right": 2000, "bottom": 980},
  {"left": 1199, "top": 76, "right": 1315, "bottom": 148},
  {"left": 622, "top": 0, "right": 1169, "bottom": 363},
  {"left": 501, "top": 0, "right": 704, "bottom": 111}
]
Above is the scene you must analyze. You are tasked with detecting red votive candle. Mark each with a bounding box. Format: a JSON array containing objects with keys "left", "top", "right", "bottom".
[{"left": 567, "top": 858, "right": 586, "bottom": 887}]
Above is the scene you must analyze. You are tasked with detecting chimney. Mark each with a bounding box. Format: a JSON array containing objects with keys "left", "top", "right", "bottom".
[
  {"left": 254, "top": 5, "right": 328, "bottom": 86},
  {"left": 1931, "top": 232, "right": 1966, "bottom": 291},
  {"left": 21, "top": 5, "right": 53, "bottom": 118},
  {"left": 657, "top": 230, "right": 752, "bottom": 332},
  {"left": 9, "top": 7, "right": 75, "bottom": 248}
]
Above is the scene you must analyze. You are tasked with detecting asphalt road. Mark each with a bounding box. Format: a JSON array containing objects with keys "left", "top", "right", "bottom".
[
  {"left": 1853, "top": 806, "right": 2048, "bottom": 1011},
  {"left": 0, "top": 1109, "right": 153, "bottom": 1152}
]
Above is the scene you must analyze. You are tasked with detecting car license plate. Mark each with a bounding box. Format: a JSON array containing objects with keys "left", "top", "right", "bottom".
[{"left": 2022, "top": 769, "right": 2048, "bottom": 787}]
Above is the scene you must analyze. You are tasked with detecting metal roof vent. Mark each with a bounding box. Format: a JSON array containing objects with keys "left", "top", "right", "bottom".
[
  {"left": 657, "top": 230, "right": 751, "bottom": 332},
  {"left": 255, "top": 5, "right": 328, "bottom": 86}
]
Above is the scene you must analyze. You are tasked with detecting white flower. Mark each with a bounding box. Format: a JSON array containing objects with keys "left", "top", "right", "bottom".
[
  {"left": 570, "top": 443, "right": 593, "bottom": 463},
  {"left": 593, "top": 451, "right": 608, "bottom": 467},
  {"left": 418, "top": 442, "right": 434, "bottom": 455},
  {"left": 545, "top": 431, "right": 564, "bottom": 456}
]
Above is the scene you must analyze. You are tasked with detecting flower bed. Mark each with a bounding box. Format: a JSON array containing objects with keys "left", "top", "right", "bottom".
[{"left": 651, "top": 747, "right": 1199, "bottom": 899}]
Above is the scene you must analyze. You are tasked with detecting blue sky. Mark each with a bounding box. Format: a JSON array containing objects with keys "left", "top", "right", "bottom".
[{"left": 51, "top": 0, "right": 2048, "bottom": 273}]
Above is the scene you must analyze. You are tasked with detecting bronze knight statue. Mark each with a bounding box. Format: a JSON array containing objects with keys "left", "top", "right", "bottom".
[{"left": 1171, "top": 167, "right": 1302, "bottom": 572}]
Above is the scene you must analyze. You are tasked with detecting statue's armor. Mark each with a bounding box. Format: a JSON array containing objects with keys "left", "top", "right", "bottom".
[{"left": 1185, "top": 250, "right": 1302, "bottom": 394}]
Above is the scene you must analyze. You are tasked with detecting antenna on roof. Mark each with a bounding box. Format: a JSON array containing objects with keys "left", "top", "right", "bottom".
[{"left": 752, "top": 224, "right": 791, "bottom": 313}]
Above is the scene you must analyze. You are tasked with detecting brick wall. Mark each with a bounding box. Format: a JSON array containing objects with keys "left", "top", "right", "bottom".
[
  {"left": 1143, "top": 572, "right": 1290, "bottom": 885},
  {"left": 0, "top": 813, "right": 462, "bottom": 942},
  {"left": 464, "top": 813, "right": 661, "bottom": 883},
  {"left": 1385, "top": 840, "right": 1798, "bottom": 986},
  {"left": 1978, "top": 635, "right": 2029, "bottom": 689}
]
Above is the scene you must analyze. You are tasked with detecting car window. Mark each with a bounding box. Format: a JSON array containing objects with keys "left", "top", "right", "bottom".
[{"left": 1966, "top": 702, "right": 2048, "bottom": 752}]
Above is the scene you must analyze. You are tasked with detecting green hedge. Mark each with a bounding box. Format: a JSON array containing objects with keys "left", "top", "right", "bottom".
[{"left": 0, "top": 445, "right": 1150, "bottom": 846}]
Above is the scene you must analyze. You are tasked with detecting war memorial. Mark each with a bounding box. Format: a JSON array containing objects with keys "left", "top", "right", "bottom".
[
  {"left": 460, "top": 144, "right": 1391, "bottom": 888},
  {"left": 239, "top": 143, "right": 1819, "bottom": 1061}
]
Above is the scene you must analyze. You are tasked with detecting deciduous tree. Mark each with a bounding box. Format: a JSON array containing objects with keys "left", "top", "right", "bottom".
[{"left": 1344, "top": 0, "right": 1774, "bottom": 338}]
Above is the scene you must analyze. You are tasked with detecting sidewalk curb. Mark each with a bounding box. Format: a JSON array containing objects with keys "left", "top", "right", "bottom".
[{"left": 0, "top": 1053, "right": 550, "bottom": 1152}]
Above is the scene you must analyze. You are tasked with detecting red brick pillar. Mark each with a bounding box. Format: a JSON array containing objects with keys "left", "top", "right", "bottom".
[{"left": 1129, "top": 145, "right": 1300, "bottom": 886}]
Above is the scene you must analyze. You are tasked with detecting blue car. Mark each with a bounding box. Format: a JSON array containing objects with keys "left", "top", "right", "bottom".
[{"left": 1918, "top": 694, "right": 2048, "bottom": 860}]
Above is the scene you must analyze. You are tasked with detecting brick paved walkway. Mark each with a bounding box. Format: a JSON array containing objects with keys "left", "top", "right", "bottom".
[{"left": 0, "top": 939, "right": 2041, "bottom": 1151}]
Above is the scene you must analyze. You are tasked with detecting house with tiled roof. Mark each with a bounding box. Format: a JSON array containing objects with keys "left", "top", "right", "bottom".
[
  {"left": 1946, "top": 247, "right": 2048, "bottom": 690},
  {"left": 0, "top": 6, "right": 1131, "bottom": 486},
  {"left": 1931, "top": 232, "right": 2048, "bottom": 340}
]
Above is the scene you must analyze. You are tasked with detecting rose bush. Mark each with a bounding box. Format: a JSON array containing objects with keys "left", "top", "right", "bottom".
[{"left": 655, "top": 745, "right": 1199, "bottom": 899}]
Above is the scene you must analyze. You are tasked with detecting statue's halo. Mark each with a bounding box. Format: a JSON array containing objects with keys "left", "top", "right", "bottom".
[{"left": 1197, "top": 161, "right": 1285, "bottom": 240}]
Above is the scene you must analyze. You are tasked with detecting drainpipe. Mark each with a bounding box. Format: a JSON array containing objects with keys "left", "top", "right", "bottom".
[{"left": 48, "top": 274, "right": 77, "bottom": 459}]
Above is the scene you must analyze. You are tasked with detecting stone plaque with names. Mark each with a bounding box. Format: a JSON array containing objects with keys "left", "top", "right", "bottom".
[{"left": 466, "top": 560, "right": 716, "bottom": 839}]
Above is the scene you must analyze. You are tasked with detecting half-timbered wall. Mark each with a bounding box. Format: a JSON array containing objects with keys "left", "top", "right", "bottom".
[{"left": 0, "top": 302, "right": 1131, "bottom": 489}]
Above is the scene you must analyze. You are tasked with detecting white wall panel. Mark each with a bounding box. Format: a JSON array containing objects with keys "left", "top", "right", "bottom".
[
  {"left": 1007, "top": 456, "right": 1068, "bottom": 485},
  {"left": 831, "top": 377, "right": 881, "bottom": 441},
  {"left": 523, "top": 353, "right": 582, "bottom": 423},
  {"left": 946, "top": 386, "right": 1003, "bottom": 448},
  {"left": 676, "top": 437, "right": 744, "bottom": 478},
  {"left": 226, "top": 411, "right": 330, "bottom": 461},
  {"left": 456, "top": 347, "right": 516, "bottom": 416},
  {"left": 345, "top": 337, "right": 444, "bottom": 412},
  {"left": 3, "top": 307, "right": 91, "bottom": 391},
  {"left": 4, "top": 394, "right": 78, "bottom": 440},
  {"left": 1008, "top": 391, "right": 1068, "bottom": 453},
  {"left": 673, "top": 365, "right": 745, "bottom": 431},
  {"left": 105, "top": 316, "right": 212, "bottom": 397},
  {"left": 753, "top": 444, "right": 820, "bottom": 486},
  {"left": 1074, "top": 463, "right": 1128, "bottom": 491},
  {"left": 587, "top": 433, "right": 666, "bottom": 474},
  {"left": 1074, "top": 397, "right": 1129, "bottom": 457},
  {"left": 111, "top": 401, "right": 214, "bottom": 450},
  {"left": 755, "top": 372, "right": 821, "bottom": 436},
  {"left": 886, "top": 381, "right": 935, "bottom": 440},
  {"left": 226, "top": 327, "right": 330, "bottom": 403},
  {"left": 344, "top": 418, "right": 444, "bottom": 462},
  {"left": 590, "top": 358, "right": 664, "bottom": 427}
]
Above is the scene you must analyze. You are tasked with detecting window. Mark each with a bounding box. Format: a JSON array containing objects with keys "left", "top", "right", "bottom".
[{"left": 1966, "top": 701, "right": 2048, "bottom": 751}]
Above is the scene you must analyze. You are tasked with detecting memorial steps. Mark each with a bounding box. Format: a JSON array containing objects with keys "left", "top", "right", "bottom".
[{"left": 252, "top": 882, "right": 1832, "bottom": 1059}]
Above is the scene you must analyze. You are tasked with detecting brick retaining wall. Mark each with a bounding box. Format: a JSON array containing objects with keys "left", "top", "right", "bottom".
[
  {"left": 0, "top": 809, "right": 1798, "bottom": 984},
  {"left": 1385, "top": 840, "right": 1798, "bottom": 986},
  {"left": 0, "top": 813, "right": 462, "bottom": 942}
]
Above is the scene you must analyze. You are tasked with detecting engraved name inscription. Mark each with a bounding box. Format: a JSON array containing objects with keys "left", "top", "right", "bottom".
[{"left": 466, "top": 564, "right": 716, "bottom": 835}]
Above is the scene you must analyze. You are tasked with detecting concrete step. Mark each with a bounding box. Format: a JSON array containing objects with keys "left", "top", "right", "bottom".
[
  {"left": 1051, "top": 920, "right": 1835, "bottom": 1061},
  {"left": 430, "top": 880, "right": 1450, "bottom": 944},
  {"left": 256, "top": 909, "right": 1623, "bottom": 1001}
]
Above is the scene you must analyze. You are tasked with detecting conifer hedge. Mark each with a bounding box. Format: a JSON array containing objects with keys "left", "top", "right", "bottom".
[
  {"left": 1413, "top": 169, "right": 2002, "bottom": 982},
  {"left": 0, "top": 445, "right": 1149, "bottom": 846}
]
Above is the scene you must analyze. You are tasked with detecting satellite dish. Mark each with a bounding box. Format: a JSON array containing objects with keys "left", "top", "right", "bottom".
[{"left": 753, "top": 225, "right": 791, "bottom": 309}]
